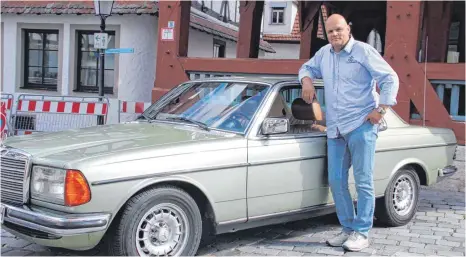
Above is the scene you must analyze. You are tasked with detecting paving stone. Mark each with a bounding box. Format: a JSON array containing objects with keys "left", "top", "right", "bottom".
[
  {"left": 373, "top": 239, "right": 398, "bottom": 245},
  {"left": 437, "top": 251, "right": 466, "bottom": 256},
  {"left": 405, "top": 237, "right": 434, "bottom": 245},
  {"left": 453, "top": 233, "right": 466, "bottom": 238},
  {"left": 277, "top": 250, "right": 304, "bottom": 256},
  {"left": 316, "top": 247, "right": 345, "bottom": 256},
  {"left": 400, "top": 241, "right": 426, "bottom": 248},
  {"left": 443, "top": 236, "right": 466, "bottom": 243},
  {"left": 436, "top": 240, "right": 462, "bottom": 247}
]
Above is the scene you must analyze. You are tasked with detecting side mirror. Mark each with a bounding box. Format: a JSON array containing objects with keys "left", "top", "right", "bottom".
[{"left": 261, "top": 118, "right": 289, "bottom": 135}]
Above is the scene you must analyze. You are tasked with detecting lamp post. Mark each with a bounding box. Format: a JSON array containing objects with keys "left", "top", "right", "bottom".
[{"left": 93, "top": 0, "right": 114, "bottom": 125}]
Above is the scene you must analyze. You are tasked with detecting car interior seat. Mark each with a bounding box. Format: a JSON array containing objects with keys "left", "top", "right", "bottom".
[{"left": 289, "top": 98, "right": 325, "bottom": 134}]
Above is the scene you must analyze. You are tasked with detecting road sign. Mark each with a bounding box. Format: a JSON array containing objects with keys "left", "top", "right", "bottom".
[
  {"left": 94, "top": 33, "right": 109, "bottom": 49},
  {"left": 161, "top": 28, "right": 174, "bottom": 41},
  {"left": 105, "top": 48, "right": 134, "bottom": 54}
]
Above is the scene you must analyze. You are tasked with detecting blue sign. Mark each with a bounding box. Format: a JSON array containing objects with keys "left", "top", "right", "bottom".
[{"left": 105, "top": 48, "right": 134, "bottom": 54}]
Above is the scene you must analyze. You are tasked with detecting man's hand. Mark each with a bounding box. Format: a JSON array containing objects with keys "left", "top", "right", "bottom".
[
  {"left": 301, "top": 77, "right": 316, "bottom": 104},
  {"left": 311, "top": 124, "right": 326, "bottom": 132},
  {"left": 366, "top": 106, "right": 388, "bottom": 124}
]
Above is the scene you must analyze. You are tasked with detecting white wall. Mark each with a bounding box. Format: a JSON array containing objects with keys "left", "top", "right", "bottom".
[
  {"left": 262, "top": 43, "right": 299, "bottom": 59},
  {"left": 188, "top": 28, "right": 266, "bottom": 58},
  {"left": 262, "top": 1, "right": 295, "bottom": 35}
]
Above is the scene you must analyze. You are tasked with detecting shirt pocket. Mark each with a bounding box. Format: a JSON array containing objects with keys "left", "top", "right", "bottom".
[{"left": 340, "top": 59, "right": 366, "bottom": 84}]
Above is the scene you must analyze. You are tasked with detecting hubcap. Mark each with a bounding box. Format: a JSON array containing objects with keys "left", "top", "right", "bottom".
[
  {"left": 136, "top": 203, "right": 189, "bottom": 256},
  {"left": 392, "top": 174, "right": 416, "bottom": 216}
]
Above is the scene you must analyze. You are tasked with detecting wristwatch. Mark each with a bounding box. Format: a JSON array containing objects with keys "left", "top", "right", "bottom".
[{"left": 376, "top": 107, "right": 386, "bottom": 115}]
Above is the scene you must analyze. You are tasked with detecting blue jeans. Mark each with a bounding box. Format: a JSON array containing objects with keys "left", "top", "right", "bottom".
[{"left": 327, "top": 120, "right": 378, "bottom": 238}]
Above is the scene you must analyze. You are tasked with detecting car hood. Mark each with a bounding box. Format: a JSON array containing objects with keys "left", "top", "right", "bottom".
[{"left": 3, "top": 122, "right": 238, "bottom": 164}]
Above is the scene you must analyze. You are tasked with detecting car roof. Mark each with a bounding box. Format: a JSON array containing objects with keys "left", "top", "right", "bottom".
[{"left": 188, "top": 76, "right": 324, "bottom": 88}]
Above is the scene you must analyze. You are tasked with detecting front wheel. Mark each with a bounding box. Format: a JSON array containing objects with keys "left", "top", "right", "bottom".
[
  {"left": 108, "top": 185, "right": 203, "bottom": 256},
  {"left": 375, "top": 167, "right": 420, "bottom": 226}
]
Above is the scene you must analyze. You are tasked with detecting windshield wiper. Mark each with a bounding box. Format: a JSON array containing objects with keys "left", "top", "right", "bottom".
[
  {"left": 137, "top": 112, "right": 154, "bottom": 122},
  {"left": 166, "top": 116, "right": 210, "bottom": 131}
]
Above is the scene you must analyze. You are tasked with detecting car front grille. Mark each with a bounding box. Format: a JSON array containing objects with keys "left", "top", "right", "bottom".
[{"left": 1, "top": 148, "right": 30, "bottom": 206}]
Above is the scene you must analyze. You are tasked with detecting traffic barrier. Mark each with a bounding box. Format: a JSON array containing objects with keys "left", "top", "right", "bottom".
[
  {"left": 1, "top": 93, "right": 14, "bottom": 138},
  {"left": 12, "top": 94, "right": 109, "bottom": 135},
  {"left": 118, "top": 100, "right": 152, "bottom": 123}
]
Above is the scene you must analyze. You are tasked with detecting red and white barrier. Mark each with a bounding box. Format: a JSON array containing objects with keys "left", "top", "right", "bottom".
[
  {"left": 13, "top": 94, "right": 110, "bottom": 135},
  {"left": 1, "top": 93, "right": 14, "bottom": 138},
  {"left": 118, "top": 100, "right": 152, "bottom": 123}
]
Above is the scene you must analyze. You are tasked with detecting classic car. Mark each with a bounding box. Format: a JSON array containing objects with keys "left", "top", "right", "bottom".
[{"left": 0, "top": 77, "right": 458, "bottom": 256}]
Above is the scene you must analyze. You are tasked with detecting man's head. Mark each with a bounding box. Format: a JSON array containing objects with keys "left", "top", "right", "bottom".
[{"left": 325, "top": 14, "right": 351, "bottom": 52}]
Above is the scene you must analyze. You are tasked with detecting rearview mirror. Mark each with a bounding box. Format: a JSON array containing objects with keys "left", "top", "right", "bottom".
[{"left": 262, "top": 118, "right": 289, "bottom": 135}]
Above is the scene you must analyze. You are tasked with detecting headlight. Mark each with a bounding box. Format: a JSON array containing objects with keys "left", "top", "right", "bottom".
[{"left": 31, "top": 166, "right": 91, "bottom": 206}]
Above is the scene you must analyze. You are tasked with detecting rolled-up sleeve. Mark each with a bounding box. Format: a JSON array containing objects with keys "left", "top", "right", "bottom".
[
  {"left": 298, "top": 48, "right": 323, "bottom": 83},
  {"left": 363, "top": 45, "right": 399, "bottom": 106}
]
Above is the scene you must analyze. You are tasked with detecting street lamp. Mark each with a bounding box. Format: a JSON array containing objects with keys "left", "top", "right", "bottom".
[{"left": 93, "top": 0, "right": 114, "bottom": 125}]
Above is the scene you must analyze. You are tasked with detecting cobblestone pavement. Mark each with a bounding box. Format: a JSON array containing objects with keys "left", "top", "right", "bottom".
[{"left": 2, "top": 147, "right": 465, "bottom": 256}]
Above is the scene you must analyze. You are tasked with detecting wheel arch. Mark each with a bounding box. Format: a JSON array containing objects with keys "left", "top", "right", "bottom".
[
  {"left": 388, "top": 158, "right": 429, "bottom": 186},
  {"left": 108, "top": 176, "right": 218, "bottom": 236}
]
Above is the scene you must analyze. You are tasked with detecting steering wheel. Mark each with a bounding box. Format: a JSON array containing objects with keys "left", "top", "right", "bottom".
[{"left": 221, "top": 112, "right": 251, "bottom": 131}]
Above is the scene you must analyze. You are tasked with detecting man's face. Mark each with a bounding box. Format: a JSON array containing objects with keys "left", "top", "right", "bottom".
[{"left": 325, "top": 19, "right": 350, "bottom": 50}]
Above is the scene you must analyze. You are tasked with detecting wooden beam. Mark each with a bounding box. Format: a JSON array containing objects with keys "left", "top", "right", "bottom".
[
  {"left": 236, "top": 1, "right": 264, "bottom": 58},
  {"left": 152, "top": 1, "right": 191, "bottom": 102},
  {"left": 179, "top": 57, "right": 304, "bottom": 75},
  {"left": 299, "top": 1, "right": 322, "bottom": 59},
  {"left": 423, "top": 63, "right": 466, "bottom": 81},
  {"left": 425, "top": 1, "right": 452, "bottom": 62}
]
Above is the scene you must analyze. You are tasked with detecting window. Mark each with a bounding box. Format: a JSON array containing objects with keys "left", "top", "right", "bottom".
[
  {"left": 23, "top": 29, "right": 59, "bottom": 90},
  {"left": 76, "top": 31, "right": 115, "bottom": 94},
  {"left": 213, "top": 39, "right": 226, "bottom": 58},
  {"left": 271, "top": 7, "right": 284, "bottom": 24},
  {"left": 266, "top": 85, "right": 326, "bottom": 135}
]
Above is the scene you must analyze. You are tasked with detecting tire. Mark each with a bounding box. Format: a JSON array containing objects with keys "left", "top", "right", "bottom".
[
  {"left": 375, "top": 167, "right": 420, "bottom": 226},
  {"left": 108, "top": 185, "right": 203, "bottom": 256}
]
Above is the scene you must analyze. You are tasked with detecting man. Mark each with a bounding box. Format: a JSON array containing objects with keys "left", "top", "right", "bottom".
[{"left": 298, "top": 14, "right": 399, "bottom": 251}]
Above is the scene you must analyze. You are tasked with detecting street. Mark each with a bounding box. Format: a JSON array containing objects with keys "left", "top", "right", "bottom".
[{"left": 2, "top": 147, "right": 465, "bottom": 256}]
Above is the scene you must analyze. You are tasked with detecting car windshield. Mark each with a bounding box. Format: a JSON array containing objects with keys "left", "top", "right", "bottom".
[{"left": 144, "top": 81, "right": 270, "bottom": 133}]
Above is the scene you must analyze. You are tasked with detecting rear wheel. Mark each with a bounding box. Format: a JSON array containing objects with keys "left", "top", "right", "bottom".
[
  {"left": 375, "top": 167, "right": 420, "bottom": 226},
  {"left": 108, "top": 185, "right": 202, "bottom": 256}
]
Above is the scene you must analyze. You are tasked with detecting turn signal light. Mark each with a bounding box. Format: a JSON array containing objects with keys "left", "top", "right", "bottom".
[{"left": 65, "top": 170, "right": 91, "bottom": 206}]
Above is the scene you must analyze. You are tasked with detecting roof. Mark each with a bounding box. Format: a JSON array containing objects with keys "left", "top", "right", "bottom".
[
  {"left": 262, "top": 6, "right": 328, "bottom": 43},
  {"left": 0, "top": 1, "right": 158, "bottom": 15},
  {"left": 1, "top": 1, "right": 275, "bottom": 53}
]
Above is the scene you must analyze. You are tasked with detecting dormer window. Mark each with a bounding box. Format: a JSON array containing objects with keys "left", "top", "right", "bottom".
[{"left": 271, "top": 7, "right": 284, "bottom": 24}]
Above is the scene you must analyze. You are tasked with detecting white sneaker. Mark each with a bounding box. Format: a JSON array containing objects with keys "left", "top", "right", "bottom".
[
  {"left": 326, "top": 231, "right": 351, "bottom": 247},
  {"left": 342, "top": 231, "right": 369, "bottom": 251}
]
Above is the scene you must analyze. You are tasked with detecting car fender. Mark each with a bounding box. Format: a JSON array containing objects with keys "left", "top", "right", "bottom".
[
  {"left": 387, "top": 157, "right": 429, "bottom": 186},
  {"left": 112, "top": 174, "right": 218, "bottom": 223}
]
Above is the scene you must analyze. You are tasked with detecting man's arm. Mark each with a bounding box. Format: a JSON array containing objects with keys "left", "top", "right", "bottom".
[
  {"left": 362, "top": 45, "right": 399, "bottom": 110},
  {"left": 298, "top": 48, "right": 324, "bottom": 103}
]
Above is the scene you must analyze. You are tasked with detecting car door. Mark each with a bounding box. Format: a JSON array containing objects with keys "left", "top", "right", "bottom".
[{"left": 246, "top": 84, "right": 331, "bottom": 218}]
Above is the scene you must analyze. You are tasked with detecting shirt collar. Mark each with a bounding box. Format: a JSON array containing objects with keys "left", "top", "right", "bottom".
[{"left": 330, "top": 36, "right": 355, "bottom": 54}]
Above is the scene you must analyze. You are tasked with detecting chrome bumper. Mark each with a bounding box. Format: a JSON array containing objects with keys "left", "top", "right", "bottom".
[
  {"left": 438, "top": 165, "right": 458, "bottom": 177},
  {"left": 1, "top": 203, "right": 111, "bottom": 237}
]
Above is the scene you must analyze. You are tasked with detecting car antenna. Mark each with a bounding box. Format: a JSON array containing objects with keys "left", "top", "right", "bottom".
[{"left": 422, "top": 36, "right": 429, "bottom": 127}]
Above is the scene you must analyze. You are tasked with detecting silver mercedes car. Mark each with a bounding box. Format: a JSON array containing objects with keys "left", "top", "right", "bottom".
[{"left": 0, "top": 77, "right": 458, "bottom": 256}]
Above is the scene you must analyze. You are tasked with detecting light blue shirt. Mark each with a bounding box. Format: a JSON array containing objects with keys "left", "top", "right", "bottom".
[{"left": 298, "top": 36, "right": 399, "bottom": 139}]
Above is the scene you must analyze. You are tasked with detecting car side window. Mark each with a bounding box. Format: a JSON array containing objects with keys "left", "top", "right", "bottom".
[{"left": 265, "top": 85, "right": 327, "bottom": 136}]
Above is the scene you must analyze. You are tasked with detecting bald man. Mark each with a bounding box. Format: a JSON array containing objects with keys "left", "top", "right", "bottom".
[{"left": 298, "top": 14, "right": 399, "bottom": 251}]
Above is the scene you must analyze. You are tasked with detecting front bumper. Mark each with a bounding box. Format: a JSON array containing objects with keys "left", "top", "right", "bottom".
[{"left": 1, "top": 203, "right": 111, "bottom": 250}]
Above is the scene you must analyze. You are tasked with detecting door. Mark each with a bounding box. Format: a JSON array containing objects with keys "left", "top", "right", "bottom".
[{"left": 246, "top": 84, "right": 332, "bottom": 218}]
